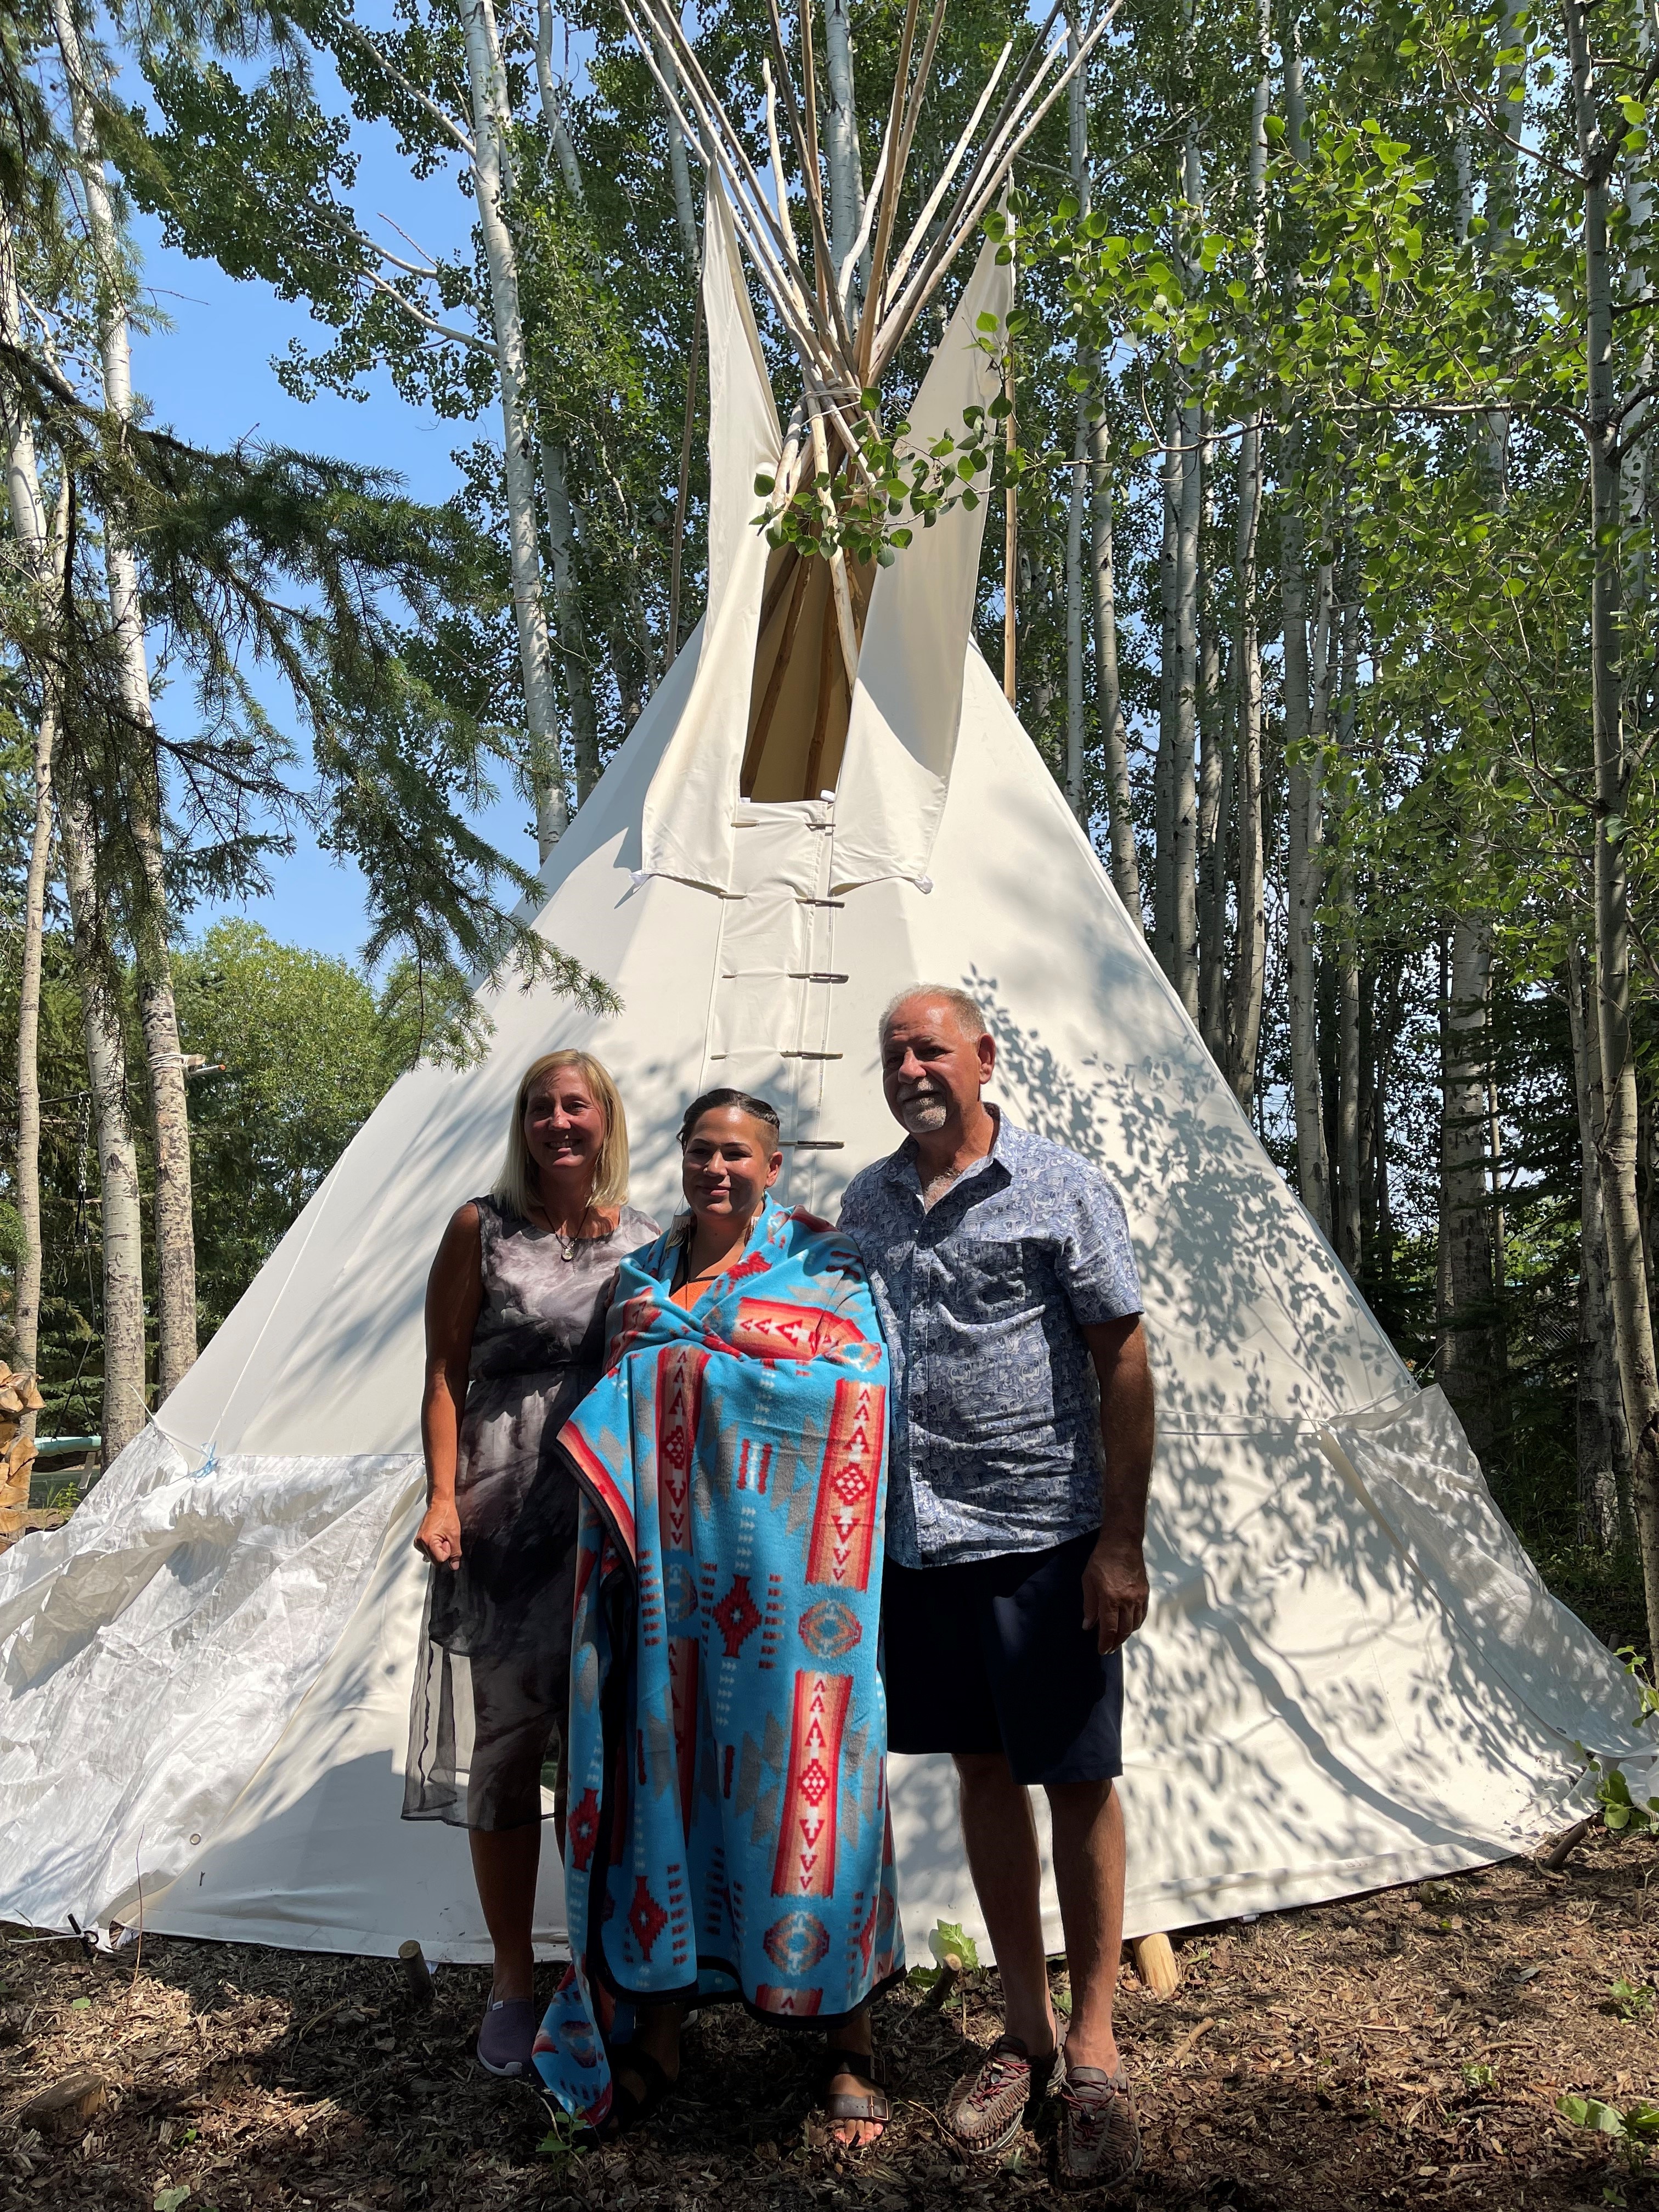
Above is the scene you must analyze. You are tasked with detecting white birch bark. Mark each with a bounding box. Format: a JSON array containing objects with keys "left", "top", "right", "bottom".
[
  {"left": 1170, "top": 106, "right": 1203, "bottom": 1021},
  {"left": 1333, "top": 592, "right": 1362, "bottom": 1276},
  {"left": 58, "top": 785, "right": 148, "bottom": 1465},
  {"left": 464, "top": 0, "right": 567, "bottom": 858},
  {"left": 1283, "top": 471, "right": 1331, "bottom": 1235},
  {"left": 1064, "top": 32, "right": 1087, "bottom": 827},
  {"left": 822, "top": 0, "right": 864, "bottom": 277},
  {"left": 1196, "top": 424, "right": 1226, "bottom": 1057},
  {"left": 1226, "top": 0, "right": 1271, "bottom": 1108},
  {"left": 1089, "top": 410, "right": 1138, "bottom": 919},
  {"left": 649, "top": 25, "right": 702, "bottom": 270},
  {"left": 54, "top": 0, "right": 198, "bottom": 1399},
  {"left": 540, "top": 438, "right": 601, "bottom": 800},
  {"left": 1, "top": 217, "right": 55, "bottom": 1410},
  {"left": 1155, "top": 396, "right": 1180, "bottom": 979},
  {"left": 1, "top": 238, "right": 147, "bottom": 1456}
]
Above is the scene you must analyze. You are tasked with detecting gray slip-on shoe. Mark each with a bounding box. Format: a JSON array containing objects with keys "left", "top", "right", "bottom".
[{"left": 477, "top": 1997, "right": 539, "bottom": 2078}]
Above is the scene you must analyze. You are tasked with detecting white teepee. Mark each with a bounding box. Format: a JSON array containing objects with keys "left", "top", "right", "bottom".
[{"left": 3, "top": 46, "right": 1653, "bottom": 1964}]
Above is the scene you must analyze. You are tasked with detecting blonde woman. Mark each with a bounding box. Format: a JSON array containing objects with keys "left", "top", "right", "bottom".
[{"left": 404, "top": 1051, "right": 658, "bottom": 2078}]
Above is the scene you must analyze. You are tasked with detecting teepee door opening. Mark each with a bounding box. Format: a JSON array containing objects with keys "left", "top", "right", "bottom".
[{"left": 739, "top": 545, "right": 873, "bottom": 801}]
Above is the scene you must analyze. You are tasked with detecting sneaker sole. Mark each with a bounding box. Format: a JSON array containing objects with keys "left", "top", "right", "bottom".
[
  {"left": 476, "top": 2048, "right": 533, "bottom": 2079},
  {"left": 1056, "top": 2144, "right": 1143, "bottom": 2191}
]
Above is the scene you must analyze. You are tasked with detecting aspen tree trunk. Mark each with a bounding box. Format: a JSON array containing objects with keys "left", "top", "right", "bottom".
[
  {"left": 1282, "top": 469, "right": 1331, "bottom": 1234},
  {"left": 822, "top": 0, "right": 864, "bottom": 278},
  {"left": 1088, "top": 417, "right": 1137, "bottom": 916},
  {"left": 1438, "top": 926, "right": 1506, "bottom": 1453},
  {"left": 1065, "top": 422, "right": 1087, "bottom": 824},
  {"left": 1064, "top": 37, "right": 1088, "bottom": 827},
  {"left": 464, "top": 0, "right": 567, "bottom": 859},
  {"left": 1170, "top": 111, "right": 1203, "bottom": 1021},
  {"left": 1, "top": 216, "right": 54, "bottom": 1406},
  {"left": 541, "top": 439, "right": 601, "bottom": 800},
  {"left": 647, "top": 21, "right": 702, "bottom": 271},
  {"left": 14, "top": 695, "right": 55, "bottom": 1402},
  {"left": 1071, "top": 24, "right": 1137, "bottom": 914},
  {"left": 58, "top": 788, "right": 148, "bottom": 1465},
  {"left": 4, "top": 231, "right": 146, "bottom": 1454},
  {"left": 1333, "top": 592, "right": 1362, "bottom": 1275},
  {"left": 1226, "top": 2, "right": 1270, "bottom": 1108},
  {"left": 1170, "top": 431, "right": 1200, "bottom": 1021},
  {"left": 1566, "top": 0, "right": 1659, "bottom": 1652},
  {"left": 1156, "top": 398, "right": 1180, "bottom": 980},
  {"left": 1197, "top": 430, "right": 1226, "bottom": 1058},
  {"left": 54, "top": 0, "right": 197, "bottom": 1398},
  {"left": 535, "top": 0, "right": 587, "bottom": 202},
  {"left": 1568, "top": 943, "right": 1630, "bottom": 1547}
]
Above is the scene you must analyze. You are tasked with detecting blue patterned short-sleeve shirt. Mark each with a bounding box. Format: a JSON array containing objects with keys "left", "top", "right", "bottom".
[{"left": 838, "top": 1114, "right": 1143, "bottom": 1567}]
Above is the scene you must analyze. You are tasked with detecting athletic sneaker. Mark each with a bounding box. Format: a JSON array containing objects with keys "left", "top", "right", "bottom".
[
  {"left": 477, "top": 1996, "right": 539, "bottom": 2078},
  {"left": 944, "top": 2034, "right": 1064, "bottom": 2157}
]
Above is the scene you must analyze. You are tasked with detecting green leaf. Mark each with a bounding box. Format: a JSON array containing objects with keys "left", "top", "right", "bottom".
[
  {"left": 155, "top": 2192, "right": 191, "bottom": 2212},
  {"left": 753, "top": 475, "right": 775, "bottom": 496},
  {"left": 71, "top": 1996, "right": 92, "bottom": 2010},
  {"left": 928, "top": 1918, "right": 980, "bottom": 1973},
  {"left": 975, "top": 312, "right": 1001, "bottom": 335}
]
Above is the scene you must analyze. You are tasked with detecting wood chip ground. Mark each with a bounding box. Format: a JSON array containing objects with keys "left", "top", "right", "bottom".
[{"left": 4, "top": 1831, "right": 1657, "bottom": 2209}]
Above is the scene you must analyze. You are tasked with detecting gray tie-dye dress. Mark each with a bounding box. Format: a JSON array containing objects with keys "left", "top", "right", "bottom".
[{"left": 403, "top": 1194, "right": 658, "bottom": 1831}]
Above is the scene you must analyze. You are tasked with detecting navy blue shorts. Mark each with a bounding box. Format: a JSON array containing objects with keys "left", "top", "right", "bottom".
[{"left": 881, "top": 1528, "right": 1124, "bottom": 1786}]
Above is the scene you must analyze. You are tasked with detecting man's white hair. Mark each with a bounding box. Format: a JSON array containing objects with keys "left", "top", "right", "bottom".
[{"left": 878, "top": 983, "right": 989, "bottom": 1044}]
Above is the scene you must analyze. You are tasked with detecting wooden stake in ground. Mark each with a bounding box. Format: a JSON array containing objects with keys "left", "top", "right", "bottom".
[{"left": 1130, "top": 1931, "right": 1181, "bottom": 1995}]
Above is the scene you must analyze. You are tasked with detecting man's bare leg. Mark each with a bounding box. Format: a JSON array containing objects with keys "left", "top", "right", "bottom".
[
  {"left": 1046, "top": 1777, "right": 1125, "bottom": 2073},
  {"left": 953, "top": 1751, "right": 1058, "bottom": 2056}
]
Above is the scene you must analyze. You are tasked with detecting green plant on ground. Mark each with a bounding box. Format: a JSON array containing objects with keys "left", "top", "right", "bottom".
[
  {"left": 1558, "top": 2094, "right": 1659, "bottom": 2172},
  {"left": 1462, "top": 2062, "right": 1497, "bottom": 2091},
  {"left": 1569, "top": 1744, "right": 1659, "bottom": 1836},
  {"left": 1609, "top": 1978, "right": 1655, "bottom": 2022},
  {"left": 908, "top": 1918, "right": 980, "bottom": 1992}
]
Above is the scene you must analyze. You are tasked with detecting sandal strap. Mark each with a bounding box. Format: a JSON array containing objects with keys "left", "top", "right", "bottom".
[{"left": 824, "top": 2085, "right": 890, "bottom": 2124}]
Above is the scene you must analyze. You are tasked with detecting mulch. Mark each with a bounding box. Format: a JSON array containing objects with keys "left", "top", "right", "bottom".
[{"left": 4, "top": 1829, "right": 1657, "bottom": 2211}]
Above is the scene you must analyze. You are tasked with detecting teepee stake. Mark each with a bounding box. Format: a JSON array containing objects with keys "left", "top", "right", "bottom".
[{"left": 1130, "top": 1932, "right": 1181, "bottom": 1996}]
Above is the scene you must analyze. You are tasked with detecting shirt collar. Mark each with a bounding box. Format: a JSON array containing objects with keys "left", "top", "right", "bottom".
[{"left": 881, "top": 1106, "right": 1017, "bottom": 1200}]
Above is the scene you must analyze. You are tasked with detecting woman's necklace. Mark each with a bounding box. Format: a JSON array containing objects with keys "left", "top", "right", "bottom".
[{"left": 536, "top": 1200, "right": 595, "bottom": 1261}]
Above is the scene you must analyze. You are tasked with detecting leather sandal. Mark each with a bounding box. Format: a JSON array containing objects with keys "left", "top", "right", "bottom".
[
  {"left": 818, "top": 2043, "right": 889, "bottom": 2143},
  {"left": 603, "top": 2043, "right": 678, "bottom": 2137}
]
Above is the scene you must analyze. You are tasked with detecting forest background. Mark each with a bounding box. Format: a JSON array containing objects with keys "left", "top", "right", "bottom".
[{"left": 3, "top": 0, "right": 1656, "bottom": 1651}]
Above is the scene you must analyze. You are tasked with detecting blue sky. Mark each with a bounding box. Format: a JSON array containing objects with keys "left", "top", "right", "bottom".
[{"left": 128, "top": 82, "right": 536, "bottom": 967}]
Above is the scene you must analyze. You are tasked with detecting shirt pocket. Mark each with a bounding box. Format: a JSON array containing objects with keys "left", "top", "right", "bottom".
[{"left": 950, "top": 1234, "right": 1045, "bottom": 1323}]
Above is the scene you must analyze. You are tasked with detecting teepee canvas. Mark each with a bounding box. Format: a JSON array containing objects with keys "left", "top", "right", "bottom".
[{"left": 3, "top": 7, "right": 1654, "bottom": 1966}]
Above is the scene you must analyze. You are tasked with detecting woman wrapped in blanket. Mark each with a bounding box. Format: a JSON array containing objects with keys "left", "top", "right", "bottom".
[{"left": 533, "top": 1088, "right": 904, "bottom": 2146}]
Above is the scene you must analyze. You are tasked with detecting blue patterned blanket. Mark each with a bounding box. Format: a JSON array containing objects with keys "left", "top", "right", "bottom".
[{"left": 533, "top": 1197, "right": 904, "bottom": 2126}]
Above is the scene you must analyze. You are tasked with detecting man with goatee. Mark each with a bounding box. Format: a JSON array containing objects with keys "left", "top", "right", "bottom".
[{"left": 839, "top": 984, "right": 1154, "bottom": 2191}]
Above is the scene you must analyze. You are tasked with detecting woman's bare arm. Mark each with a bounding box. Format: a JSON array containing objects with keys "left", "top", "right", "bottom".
[{"left": 415, "top": 1203, "right": 484, "bottom": 1570}]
